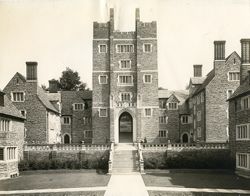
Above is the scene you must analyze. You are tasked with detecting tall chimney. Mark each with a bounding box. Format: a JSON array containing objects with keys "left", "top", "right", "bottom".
[
  {"left": 193, "top": 64, "right": 202, "bottom": 77},
  {"left": 26, "top": 61, "right": 38, "bottom": 81},
  {"left": 0, "top": 91, "right": 5, "bottom": 107},
  {"left": 214, "top": 41, "right": 226, "bottom": 61},
  {"left": 136, "top": 8, "right": 140, "bottom": 21},
  {"left": 49, "top": 80, "right": 58, "bottom": 93},
  {"left": 109, "top": 8, "right": 114, "bottom": 32},
  {"left": 240, "top": 39, "right": 250, "bottom": 84}
]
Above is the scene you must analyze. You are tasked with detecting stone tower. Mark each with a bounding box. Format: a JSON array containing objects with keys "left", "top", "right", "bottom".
[{"left": 92, "top": 8, "right": 159, "bottom": 144}]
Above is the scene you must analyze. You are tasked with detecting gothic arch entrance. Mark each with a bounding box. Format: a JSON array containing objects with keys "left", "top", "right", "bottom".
[
  {"left": 119, "top": 112, "right": 133, "bottom": 143},
  {"left": 182, "top": 133, "right": 189, "bottom": 143},
  {"left": 64, "top": 134, "right": 70, "bottom": 144}
]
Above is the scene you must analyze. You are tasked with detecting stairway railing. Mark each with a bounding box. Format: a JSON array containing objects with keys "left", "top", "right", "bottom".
[
  {"left": 108, "top": 142, "right": 114, "bottom": 174},
  {"left": 137, "top": 143, "right": 145, "bottom": 173}
]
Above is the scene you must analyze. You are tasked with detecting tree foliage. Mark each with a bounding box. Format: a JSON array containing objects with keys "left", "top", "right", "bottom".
[{"left": 57, "top": 67, "right": 86, "bottom": 91}]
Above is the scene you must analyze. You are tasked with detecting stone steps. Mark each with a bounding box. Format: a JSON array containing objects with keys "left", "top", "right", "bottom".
[{"left": 111, "top": 143, "right": 139, "bottom": 174}]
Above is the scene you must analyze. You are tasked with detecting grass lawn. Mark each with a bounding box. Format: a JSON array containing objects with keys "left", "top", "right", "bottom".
[
  {"left": 148, "top": 191, "right": 250, "bottom": 196},
  {"left": 143, "top": 170, "right": 250, "bottom": 190},
  {"left": 0, "top": 170, "right": 110, "bottom": 191},
  {"left": 3, "top": 191, "right": 105, "bottom": 196}
]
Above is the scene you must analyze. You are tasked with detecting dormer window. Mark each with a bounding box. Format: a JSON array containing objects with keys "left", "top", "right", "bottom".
[
  {"left": 73, "top": 103, "right": 84, "bottom": 111},
  {"left": 168, "top": 102, "right": 178, "bottom": 110}
]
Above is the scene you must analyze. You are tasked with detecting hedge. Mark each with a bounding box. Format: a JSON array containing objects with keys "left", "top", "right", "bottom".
[
  {"left": 143, "top": 150, "right": 235, "bottom": 169},
  {"left": 19, "top": 151, "right": 109, "bottom": 171}
]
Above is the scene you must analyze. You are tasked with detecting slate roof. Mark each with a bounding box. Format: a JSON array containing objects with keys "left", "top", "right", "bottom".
[
  {"left": 192, "top": 69, "right": 215, "bottom": 96},
  {"left": 159, "top": 89, "right": 189, "bottom": 104},
  {"left": 37, "top": 86, "right": 59, "bottom": 113},
  {"left": 190, "top": 77, "right": 206, "bottom": 85},
  {"left": 61, "top": 90, "right": 92, "bottom": 115},
  {"left": 0, "top": 92, "right": 25, "bottom": 120},
  {"left": 228, "top": 77, "right": 250, "bottom": 100}
]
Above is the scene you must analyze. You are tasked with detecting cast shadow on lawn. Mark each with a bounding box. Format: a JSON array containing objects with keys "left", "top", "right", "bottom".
[{"left": 144, "top": 170, "right": 250, "bottom": 190}]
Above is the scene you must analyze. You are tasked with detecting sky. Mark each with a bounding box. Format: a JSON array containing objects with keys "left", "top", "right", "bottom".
[{"left": 1, "top": 0, "right": 250, "bottom": 90}]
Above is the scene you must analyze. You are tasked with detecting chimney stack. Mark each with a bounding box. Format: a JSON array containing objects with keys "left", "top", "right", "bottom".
[
  {"left": 240, "top": 39, "right": 250, "bottom": 84},
  {"left": 214, "top": 41, "right": 226, "bottom": 61},
  {"left": 0, "top": 91, "right": 5, "bottom": 107},
  {"left": 193, "top": 64, "right": 202, "bottom": 77},
  {"left": 136, "top": 8, "right": 140, "bottom": 21},
  {"left": 26, "top": 61, "right": 38, "bottom": 81},
  {"left": 49, "top": 80, "right": 59, "bottom": 93}
]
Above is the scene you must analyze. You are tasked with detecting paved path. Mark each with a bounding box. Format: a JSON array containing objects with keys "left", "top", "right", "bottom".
[
  {"left": 0, "top": 187, "right": 106, "bottom": 195},
  {"left": 104, "top": 173, "right": 149, "bottom": 196}
]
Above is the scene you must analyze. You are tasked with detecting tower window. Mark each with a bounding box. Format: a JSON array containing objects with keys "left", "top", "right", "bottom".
[
  {"left": 99, "top": 44, "right": 107, "bottom": 53},
  {"left": 120, "top": 92, "right": 132, "bottom": 102},
  {"left": 99, "top": 108, "right": 108, "bottom": 117},
  {"left": 116, "top": 44, "right": 134, "bottom": 53},
  {"left": 144, "top": 108, "right": 152, "bottom": 117},
  {"left": 99, "top": 75, "right": 108, "bottom": 84},
  {"left": 118, "top": 75, "right": 133, "bottom": 85},
  {"left": 143, "top": 74, "right": 152, "bottom": 83},
  {"left": 120, "top": 60, "right": 131, "bottom": 69},
  {"left": 143, "top": 44, "right": 152, "bottom": 52}
]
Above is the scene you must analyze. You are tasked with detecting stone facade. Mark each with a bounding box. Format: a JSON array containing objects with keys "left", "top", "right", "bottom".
[
  {"left": 188, "top": 42, "right": 240, "bottom": 143},
  {"left": 3, "top": 62, "right": 61, "bottom": 144},
  {"left": 0, "top": 92, "right": 25, "bottom": 179},
  {"left": 228, "top": 39, "right": 250, "bottom": 178},
  {"left": 92, "top": 8, "right": 159, "bottom": 144},
  {"left": 60, "top": 91, "right": 92, "bottom": 144}
]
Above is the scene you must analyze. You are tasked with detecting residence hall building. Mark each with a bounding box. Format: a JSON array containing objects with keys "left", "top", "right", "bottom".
[
  {"left": 3, "top": 62, "right": 61, "bottom": 144},
  {"left": 0, "top": 91, "right": 25, "bottom": 179},
  {"left": 228, "top": 39, "right": 250, "bottom": 178},
  {"left": 186, "top": 41, "right": 241, "bottom": 143},
  {"left": 92, "top": 8, "right": 159, "bottom": 144}
]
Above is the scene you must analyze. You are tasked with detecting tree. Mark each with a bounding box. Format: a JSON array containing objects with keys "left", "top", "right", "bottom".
[{"left": 59, "top": 67, "right": 87, "bottom": 91}]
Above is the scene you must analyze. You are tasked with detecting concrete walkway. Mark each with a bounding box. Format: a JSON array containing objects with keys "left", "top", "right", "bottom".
[{"left": 104, "top": 173, "right": 149, "bottom": 196}]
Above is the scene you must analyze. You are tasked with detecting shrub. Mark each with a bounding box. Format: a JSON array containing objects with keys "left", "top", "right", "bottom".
[
  {"left": 18, "top": 159, "right": 29, "bottom": 171},
  {"left": 18, "top": 151, "right": 110, "bottom": 171},
  {"left": 143, "top": 149, "right": 234, "bottom": 170}
]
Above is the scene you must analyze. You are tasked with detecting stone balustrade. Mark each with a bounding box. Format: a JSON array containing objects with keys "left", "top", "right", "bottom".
[
  {"left": 137, "top": 143, "right": 145, "bottom": 173},
  {"left": 142, "top": 142, "right": 229, "bottom": 151},
  {"left": 24, "top": 144, "right": 110, "bottom": 152},
  {"left": 108, "top": 142, "right": 114, "bottom": 174}
]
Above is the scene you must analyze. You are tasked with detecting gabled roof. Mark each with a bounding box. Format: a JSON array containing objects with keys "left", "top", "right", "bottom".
[
  {"left": 37, "top": 86, "right": 59, "bottom": 113},
  {"left": 226, "top": 51, "right": 241, "bottom": 61},
  {"left": 193, "top": 69, "right": 215, "bottom": 96},
  {"left": 0, "top": 92, "right": 25, "bottom": 120},
  {"left": 61, "top": 90, "right": 92, "bottom": 115},
  {"left": 228, "top": 77, "right": 250, "bottom": 101},
  {"left": 167, "top": 94, "right": 180, "bottom": 103},
  {"left": 16, "top": 72, "right": 26, "bottom": 82}
]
